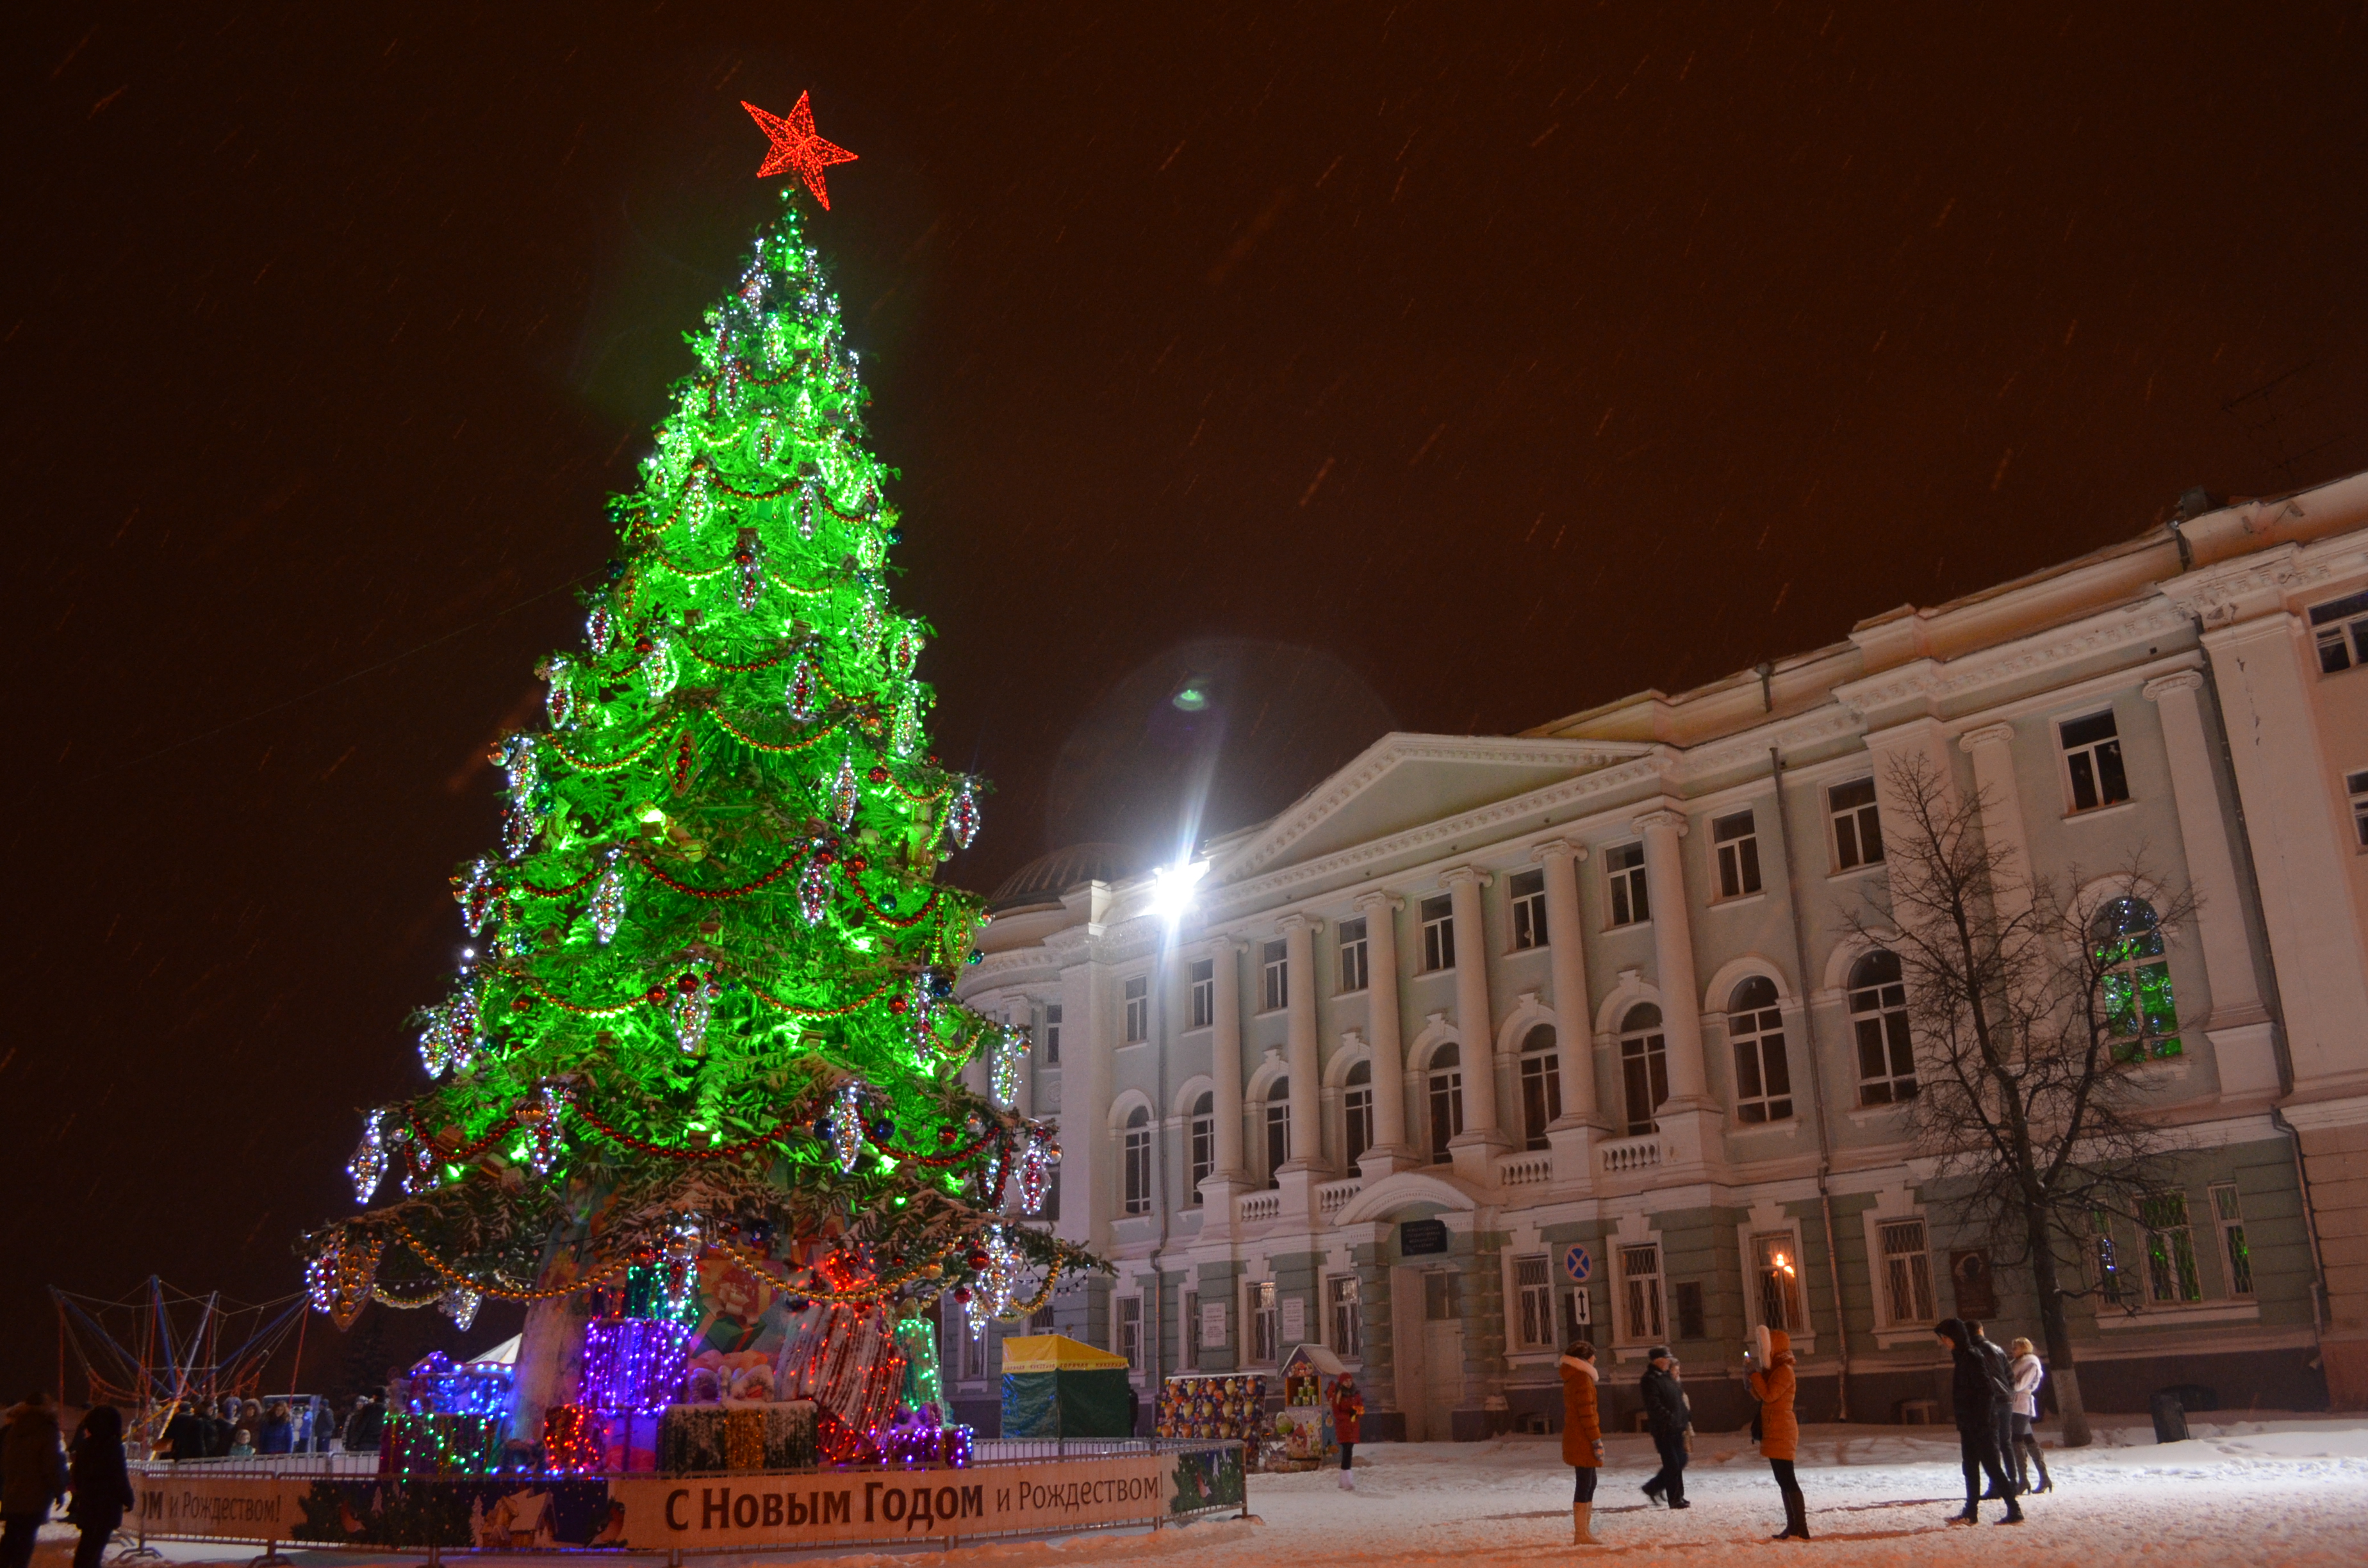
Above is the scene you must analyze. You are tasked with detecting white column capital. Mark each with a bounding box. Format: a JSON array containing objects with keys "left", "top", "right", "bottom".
[
  {"left": 1631, "top": 806, "right": 1688, "bottom": 838},
  {"left": 1957, "top": 722, "right": 2016, "bottom": 751},
  {"left": 1440, "top": 863, "right": 1493, "bottom": 890},
  {"left": 1531, "top": 837, "right": 1590, "bottom": 865},
  {"left": 2142, "top": 669, "right": 2207, "bottom": 701},
  {"left": 1274, "top": 911, "right": 1322, "bottom": 935},
  {"left": 1351, "top": 887, "right": 1404, "bottom": 915},
  {"left": 1201, "top": 934, "right": 1245, "bottom": 958}
]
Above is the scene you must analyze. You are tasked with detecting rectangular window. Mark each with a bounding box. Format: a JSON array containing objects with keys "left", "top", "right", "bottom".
[
  {"left": 1606, "top": 842, "right": 1650, "bottom": 926},
  {"left": 1830, "top": 778, "right": 1884, "bottom": 869},
  {"left": 2142, "top": 1191, "right": 2203, "bottom": 1304},
  {"left": 1519, "top": 1047, "right": 1561, "bottom": 1150},
  {"left": 1328, "top": 1274, "right": 1363, "bottom": 1359},
  {"left": 1621, "top": 1020, "right": 1668, "bottom": 1136},
  {"left": 1044, "top": 1002, "right": 1062, "bottom": 1065},
  {"left": 1031, "top": 1300, "right": 1057, "bottom": 1332},
  {"left": 1878, "top": 1219, "right": 1936, "bottom": 1325},
  {"left": 1713, "top": 810, "right": 1763, "bottom": 899},
  {"left": 1754, "top": 1232, "right": 1805, "bottom": 1334},
  {"left": 1427, "top": 1061, "right": 1463, "bottom": 1163},
  {"left": 1420, "top": 894, "right": 1456, "bottom": 971},
  {"left": 1116, "top": 1296, "right": 1142, "bottom": 1371},
  {"left": 1188, "top": 959, "right": 1214, "bottom": 1029},
  {"left": 1265, "top": 1096, "right": 1290, "bottom": 1180},
  {"left": 1423, "top": 1270, "right": 1456, "bottom": 1322},
  {"left": 2347, "top": 770, "right": 2368, "bottom": 849},
  {"left": 1182, "top": 1290, "right": 1201, "bottom": 1370},
  {"left": 1122, "top": 974, "right": 1149, "bottom": 1043},
  {"left": 2309, "top": 587, "right": 2368, "bottom": 673},
  {"left": 959, "top": 1321, "right": 987, "bottom": 1381},
  {"left": 1122, "top": 1122, "right": 1152, "bottom": 1216},
  {"left": 1673, "top": 1281, "right": 1706, "bottom": 1342},
  {"left": 1262, "top": 940, "right": 1288, "bottom": 1012},
  {"left": 1249, "top": 1281, "right": 1279, "bottom": 1362},
  {"left": 1509, "top": 869, "right": 1549, "bottom": 949},
  {"left": 1513, "top": 1254, "right": 1554, "bottom": 1350},
  {"left": 1336, "top": 916, "right": 1370, "bottom": 993},
  {"left": 2212, "top": 1183, "right": 2253, "bottom": 1296},
  {"left": 2059, "top": 710, "right": 2131, "bottom": 812},
  {"left": 1344, "top": 1081, "right": 1373, "bottom": 1168},
  {"left": 2093, "top": 1208, "right": 2131, "bottom": 1305},
  {"left": 1729, "top": 1002, "right": 1793, "bottom": 1125},
  {"left": 1619, "top": 1245, "right": 1664, "bottom": 1342},
  {"left": 1189, "top": 1105, "right": 1213, "bottom": 1200}
]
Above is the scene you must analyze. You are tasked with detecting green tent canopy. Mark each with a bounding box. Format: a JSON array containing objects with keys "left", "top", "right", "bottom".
[{"left": 999, "top": 1334, "right": 1135, "bottom": 1438}]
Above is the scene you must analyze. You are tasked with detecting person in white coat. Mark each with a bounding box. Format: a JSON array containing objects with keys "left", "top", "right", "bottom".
[{"left": 2007, "top": 1337, "right": 2052, "bottom": 1494}]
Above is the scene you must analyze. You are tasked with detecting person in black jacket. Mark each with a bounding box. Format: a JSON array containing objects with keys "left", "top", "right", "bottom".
[
  {"left": 1636, "top": 1348, "right": 1691, "bottom": 1509},
  {"left": 342, "top": 1395, "right": 384, "bottom": 1455},
  {"left": 67, "top": 1406, "right": 133, "bottom": 1568},
  {"left": 1967, "top": 1323, "right": 2020, "bottom": 1501},
  {"left": 1935, "top": 1319, "right": 2021, "bottom": 1526},
  {"left": 160, "top": 1400, "right": 206, "bottom": 1462}
]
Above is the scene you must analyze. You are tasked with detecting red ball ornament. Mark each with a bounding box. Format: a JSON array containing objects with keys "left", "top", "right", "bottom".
[
  {"left": 937, "top": 1126, "right": 957, "bottom": 1145},
  {"left": 966, "top": 1249, "right": 990, "bottom": 1270},
  {"left": 867, "top": 767, "right": 890, "bottom": 783},
  {"left": 645, "top": 986, "right": 667, "bottom": 1004},
  {"left": 634, "top": 635, "right": 655, "bottom": 655},
  {"left": 677, "top": 972, "right": 701, "bottom": 993},
  {"left": 848, "top": 856, "right": 867, "bottom": 872},
  {"left": 888, "top": 997, "right": 908, "bottom": 1015},
  {"left": 511, "top": 995, "right": 534, "bottom": 1013},
  {"left": 952, "top": 1287, "right": 972, "bottom": 1305}
]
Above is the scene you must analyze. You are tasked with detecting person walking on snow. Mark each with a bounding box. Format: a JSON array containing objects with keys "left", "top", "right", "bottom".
[
  {"left": 1936, "top": 1318, "right": 2021, "bottom": 1525},
  {"left": 1968, "top": 1322, "right": 2019, "bottom": 1500},
  {"left": 1, "top": 1392, "right": 68, "bottom": 1568},
  {"left": 1331, "top": 1374, "right": 1363, "bottom": 1490},
  {"left": 67, "top": 1405, "right": 133, "bottom": 1568},
  {"left": 1559, "top": 1340, "right": 1604, "bottom": 1546},
  {"left": 1638, "top": 1348, "right": 1691, "bottom": 1509},
  {"left": 2007, "top": 1338, "right": 2052, "bottom": 1494},
  {"left": 1747, "top": 1325, "right": 1809, "bottom": 1541}
]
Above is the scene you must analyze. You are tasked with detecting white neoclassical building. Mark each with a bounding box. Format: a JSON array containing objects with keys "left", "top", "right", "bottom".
[{"left": 952, "top": 468, "right": 2368, "bottom": 1438}]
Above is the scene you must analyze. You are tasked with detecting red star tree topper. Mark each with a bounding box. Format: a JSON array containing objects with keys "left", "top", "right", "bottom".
[{"left": 743, "top": 94, "right": 858, "bottom": 209}]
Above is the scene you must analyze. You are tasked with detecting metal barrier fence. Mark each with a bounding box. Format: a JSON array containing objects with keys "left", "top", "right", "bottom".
[{"left": 123, "top": 1439, "right": 1248, "bottom": 1562}]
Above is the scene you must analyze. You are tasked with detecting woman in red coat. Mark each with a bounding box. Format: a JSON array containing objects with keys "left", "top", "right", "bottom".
[
  {"left": 1560, "top": 1340, "right": 1604, "bottom": 1545},
  {"left": 1330, "top": 1375, "right": 1364, "bottom": 1490}
]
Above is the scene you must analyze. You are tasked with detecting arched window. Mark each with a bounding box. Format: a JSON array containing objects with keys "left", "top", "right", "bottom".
[
  {"left": 1849, "top": 951, "right": 1916, "bottom": 1104},
  {"left": 2093, "top": 897, "right": 2182, "bottom": 1059},
  {"left": 1188, "top": 1091, "right": 1214, "bottom": 1203},
  {"left": 1518, "top": 1024, "right": 1561, "bottom": 1150},
  {"left": 1262, "top": 1077, "right": 1290, "bottom": 1188},
  {"left": 1121, "top": 1106, "right": 1152, "bottom": 1216},
  {"left": 1619, "top": 1004, "right": 1668, "bottom": 1136},
  {"left": 1343, "top": 1062, "right": 1374, "bottom": 1168},
  {"left": 1426, "top": 1044, "right": 1463, "bottom": 1164},
  {"left": 1728, "top": 976, "right": 1793, "bottom": 1124}
]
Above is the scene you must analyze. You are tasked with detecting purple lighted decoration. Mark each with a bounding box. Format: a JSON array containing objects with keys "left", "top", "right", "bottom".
[{"left": 580, "top": 1317, "right": 692, "bottom": 1412}]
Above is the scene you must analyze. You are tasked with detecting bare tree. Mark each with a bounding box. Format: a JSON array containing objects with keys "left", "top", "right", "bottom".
[{"left": 1846, "top": 755, "right": 2195, "bottom": 1446}]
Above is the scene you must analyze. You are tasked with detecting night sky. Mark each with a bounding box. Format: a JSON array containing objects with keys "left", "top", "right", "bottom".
[{"left": 8, "top": 4, "right": 2365, "bottom": 1401}]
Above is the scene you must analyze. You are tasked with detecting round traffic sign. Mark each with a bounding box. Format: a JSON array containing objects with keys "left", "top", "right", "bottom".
[{"left": 1561, "top": 1243, "right": 1593, "bottom": 1284}]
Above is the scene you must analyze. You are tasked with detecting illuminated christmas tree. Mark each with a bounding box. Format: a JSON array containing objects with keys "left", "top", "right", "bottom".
[{"left": 302, "top": 97, "right": 1085, "bottom": 1453}]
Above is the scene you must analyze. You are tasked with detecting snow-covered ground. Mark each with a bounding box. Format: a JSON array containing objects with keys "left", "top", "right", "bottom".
[{"left": 42, "top": 1416, "right": 2368, "bottom": 1567}]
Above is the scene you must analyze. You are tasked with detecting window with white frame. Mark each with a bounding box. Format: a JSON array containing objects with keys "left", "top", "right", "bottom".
[
  {"left": 1115, "top": 1294, "right": 1142, "bottom": 1371},
  {"left": 1426, "top": 1045, "right": 1463, "bottom": 1163},
  {"left": 1420, "top": 894, "right": 1456, "bottom": 970},
  {"left": 2093, "top": 896, "right": 2182, "bottom": 1060},
  {"left": 1122, "top": 974, "right": 1149, "bottom": 1043},
  {"left": 1044, "top": 1002, "right": 1062, "bottom": 1065},
  {"left": 1605, "top": 842, "right": 1650, "bottom": 926},
  {"left": 1619, "top": 1244, "right": 1664, "bottom": 1342},
  {"left": 1261, "top": 940, "right": 1288, "bottom": 1012},
  {"left": 1829, "top": 778, "right": 1884, "bottom": 870},
  {"left": 1343, "top": 1062, "right": 1374, "bottom": 1168},
  {"left": 1727, "top": 976, "right": 1793, "bottom": 1123},
  {"left": 2141, "top": 1190, "right": 2203, "bottom": 1304},
  {"left": 1248, "top": 1280, "right": 1279, "bottom": 1362},
  {"left": 1619, "top": 1004, "right": 1668, "bottom": 1136},
  {"left": 1848, "top": 950, "right": 1917, "bottom": 1104},
  {"left": 1188, "top": 1091, "right": 1213, "bottom": 1202},
  {"left": 2091, "top": 1207, "right": 2132, "bottom": 1306},
  {"left": 1121, "top": 1106, "right": 1153, "bottom": 1216},
  {"left": 1336, "top": 916, "right": 1369, "bottom": 993},
  {"left": 1423, "top": 1270, "right": 1458, "bottom": 1322},
  {"left": 1753, "top": 1230, "right": 1806, "bottom": 1334},
  {"left": 2059, "top": 710, "right": 2131, "bottom": 813},
  {"left": 1518, "top": 1024, "right": 1561, "bottom": 1149},
  {"left": 2211, "top": 1182, "right": 2253, "bottom": 1295},
  {"left": 2349, "top": 771, "right": 2368, "bottom": 848},
  {"left": 956, "top": 1319, "right": 987, "bottom": 1381},
  {"left": 2310, "top": 587, "right": 2368, "bottom": 673},
  {"left": 1509, "top": 869, "right": 1549, "bottom": 949},
  {"left": 1262, "top": 1077, "right": 1290, "bottom": 1184},
  {"left": 1713, "top": 809, "right": 1763, "bottom": 899},
  {"left": 1188, "top": 958, "right": 1214, "bottom": 1029},
  {"left": 1877, "top": 1218, "right": 1936, "bottom": 1326},
  {"left": 1328, "top": 1274, "right": 1363, "bottom": 1358},
  {"left": 1513, "top": 1254, "right": 1555, "bottom": 1350}
]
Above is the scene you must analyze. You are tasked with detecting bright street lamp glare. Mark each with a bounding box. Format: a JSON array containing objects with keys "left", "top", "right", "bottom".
[{"left": 1152, "top": 859, "right": 1210, "bottom": 923}]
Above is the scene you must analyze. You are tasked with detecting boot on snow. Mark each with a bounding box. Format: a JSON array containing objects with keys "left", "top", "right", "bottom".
[{"left": 1572, "top": 1503, "right": 1602, "bottom": 1546}]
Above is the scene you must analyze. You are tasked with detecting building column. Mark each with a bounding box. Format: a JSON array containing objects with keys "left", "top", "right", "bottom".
[
  {"left": 1443, "top": 867, "right": 1508, "bottom": 1184},
  {"left": 1277, "top": 913, "right": 1325, "bottom": 1175},
  {"left": 1632, "top": 809, "right": 1709, "bottom": 1104},
  {"left": 1198, "top": 939, "right": 1251, "bottom": 1227},
  {"left": 2142, "top": 670, "right": 2270, "bottom": 1033},
  {"left": 1065, "top": 960, "right": 1111, "bottom": 1254},
  {"left": 1354, "top": 891, "right": 1420, "bottom": 1177},
  {"left": 1957, "top": 723, "right": 2035, "bottom": 929},
  {"left": 1532, "top": 840, "right": 1600, "bottom": 1125}
]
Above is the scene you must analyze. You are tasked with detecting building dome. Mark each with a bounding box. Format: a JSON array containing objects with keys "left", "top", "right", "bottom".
[{"left": 988, "top": 843, "right": 1139, "bottom": 912}]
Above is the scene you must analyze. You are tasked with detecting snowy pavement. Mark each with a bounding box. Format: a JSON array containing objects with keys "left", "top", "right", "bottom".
[{"left": 39, "top": 1416, "right": 2368, "bottom": 1567}]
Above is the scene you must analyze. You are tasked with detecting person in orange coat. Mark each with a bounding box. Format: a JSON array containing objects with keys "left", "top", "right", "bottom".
[
  {"left": 1330, "top": 1375, "right": 1364, "bottom": 1491},
  {"left": 1749, "top": 1324, "right": 1809, "bottom": 1540},
  {"left": 1559, "top": 1339, "right": 1605, "bottom": 1546}
]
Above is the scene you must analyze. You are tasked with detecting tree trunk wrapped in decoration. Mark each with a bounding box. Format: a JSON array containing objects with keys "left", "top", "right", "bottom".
[{"left": 298, "top": 96, "right": 1099, "bottom": 1469}]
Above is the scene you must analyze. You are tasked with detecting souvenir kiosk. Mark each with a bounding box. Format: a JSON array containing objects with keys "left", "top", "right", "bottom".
[
  {"left": 1270, "top": 1344, "right": 1345, "bottom": 1471},
  {"left": 998, "top": 1334, "right": 1133, "bottom": 1439}
]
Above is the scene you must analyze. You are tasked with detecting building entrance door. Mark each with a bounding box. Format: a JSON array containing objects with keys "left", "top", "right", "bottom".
[{"left": 1420, "top": 1268, "right": 1463, "bottom": 1441}]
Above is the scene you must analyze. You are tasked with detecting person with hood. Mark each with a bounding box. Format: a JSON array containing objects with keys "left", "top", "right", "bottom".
[
  {"left": 1935, "top": 1318, "right": 2021, "bottom": 1524},
  {"left": 67, "top": 1405, "right": 133, "bottom": 1568},
  {"left": 1559, "top": 1339, "right": 1604, "bottom": 1546},
  {"left": 1747, "top": 1325, "right": 1809, "bottom": 1541},
  {"left": 1, "top": 1392, "right": 68, "bottom": 1568},
  {"left": 2007, "top": 1337, "right": 2052, "bottom": 1494},
  {"left": 160, "top": 1400, "right": 206, "bottom": 1462},
  {"left": 1331, "top": 1374, "right": 1364, "bottom": 1490},
  {"left": 1637, "top": 1348, "right": 1690, "bottom": 1509},
  {"left": 257, "top": 1401, "right": 294, "bottom": 1457}
]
